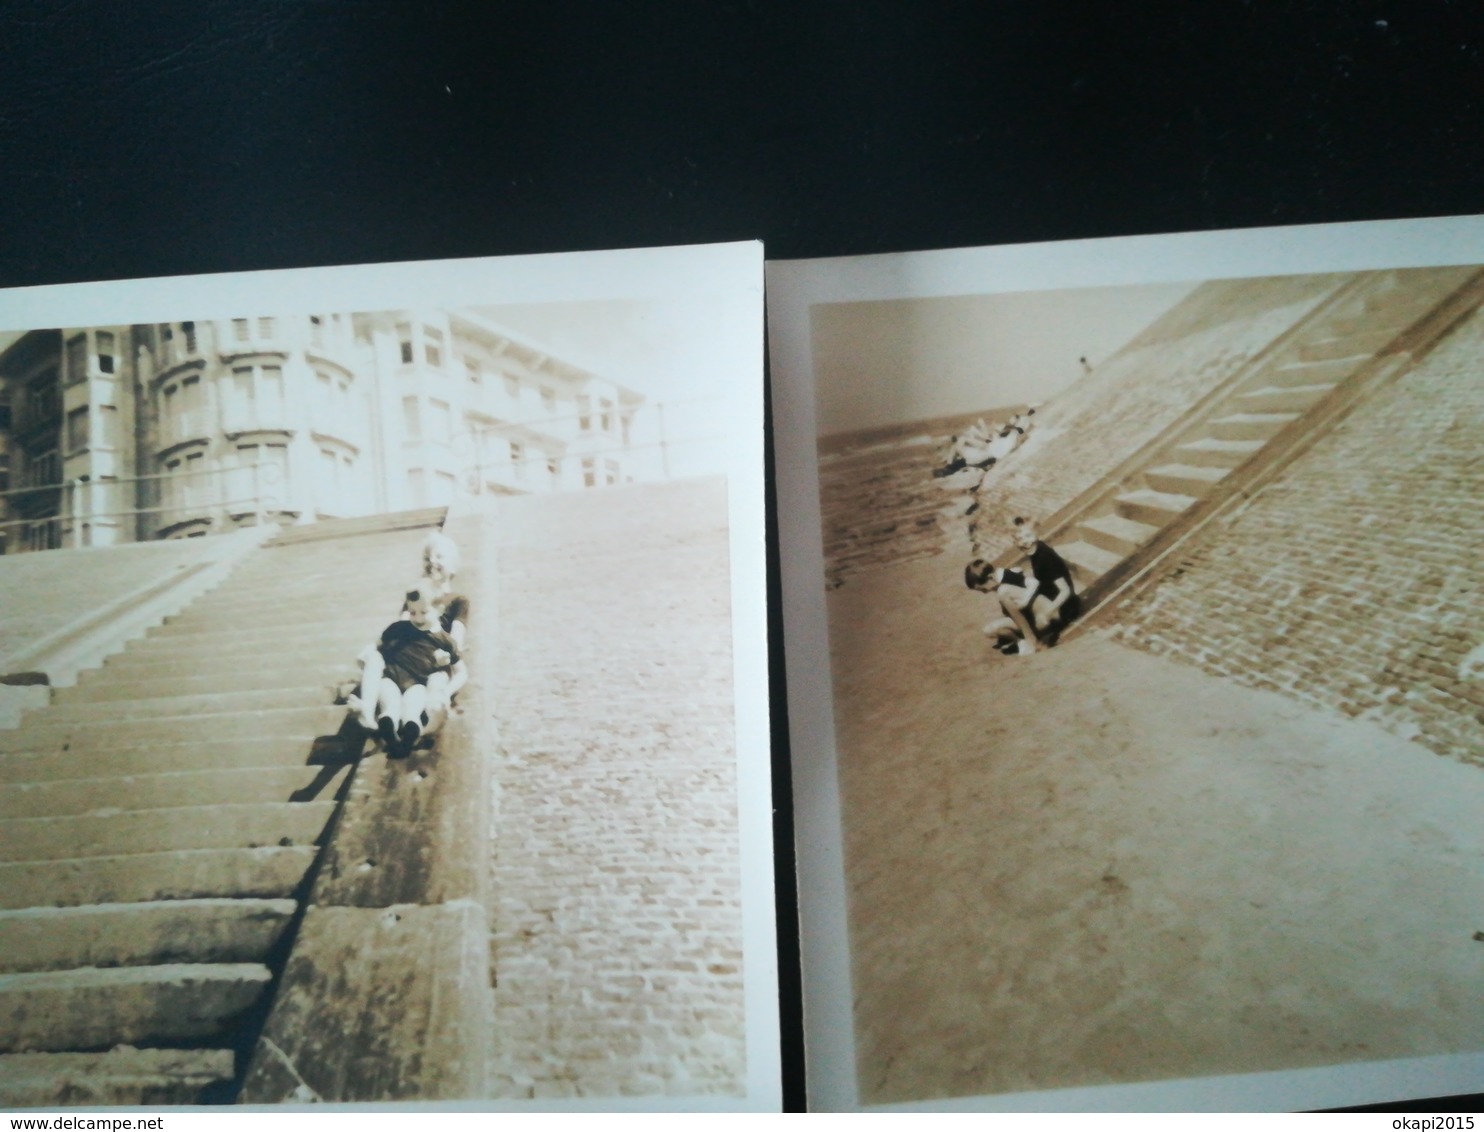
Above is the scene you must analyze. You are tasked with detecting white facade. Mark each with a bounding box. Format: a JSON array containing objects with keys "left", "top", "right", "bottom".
[{"left": 0, "top": 310, "right": 645, "bottom": 552}]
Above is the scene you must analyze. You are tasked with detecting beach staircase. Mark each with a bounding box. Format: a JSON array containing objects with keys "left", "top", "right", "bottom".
[
  {"left": 0, "top": 508, "right": 445, "bottom": 1107},
  {"left": 1031, "top": 266, "right": 1484, "bottom": 628}
]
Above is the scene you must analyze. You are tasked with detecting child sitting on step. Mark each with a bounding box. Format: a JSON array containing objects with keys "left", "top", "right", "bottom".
[{"left": 364, "top": 581, "right": 467, "bottom": 756}]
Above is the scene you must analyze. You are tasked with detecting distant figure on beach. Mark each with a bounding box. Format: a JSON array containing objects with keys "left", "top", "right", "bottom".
[{"left": 965, "top": 516, "right": 1081, "bottom": 654}]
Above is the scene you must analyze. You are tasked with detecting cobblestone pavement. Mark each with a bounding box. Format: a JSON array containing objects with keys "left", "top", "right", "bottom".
[
  {"left": 1112, "top": 300, "right": 1484, "bottom": 766},
  {"left": 826, "top": 554, "right": 1484, "bottom": 1104},
  {"left": 485, "top": 477, "right": 744, "bottom": 1099}
]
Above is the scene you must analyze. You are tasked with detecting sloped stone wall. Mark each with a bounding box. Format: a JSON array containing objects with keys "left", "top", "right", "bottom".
[
  {"left": 816, "top": 274, "right": 1344, "bottom": 584},
  {"left": 0, "top": 537, "right": 229, "bottom": 667},
  {"left": 969, "top": 273, "right": 1344, "bottom": 559},
  {"left": 487, "top": 477, "right": 744, "bottom": 1098},
  {"left": 1110, "top": 302, "right": 1484, "bottom": 764}
]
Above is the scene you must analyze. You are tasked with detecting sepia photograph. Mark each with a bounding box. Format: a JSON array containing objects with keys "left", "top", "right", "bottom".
[
  {"left": 0, "top": 244, "right": 778, "bottom": 1110},
  {"left": 770, "top": 218, "right": 1484, "bottom": 1111}
]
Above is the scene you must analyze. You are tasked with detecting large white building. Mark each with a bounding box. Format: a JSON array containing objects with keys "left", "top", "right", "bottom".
[{"left": 0, "top": 309, "right": 645, "bottom": 553}]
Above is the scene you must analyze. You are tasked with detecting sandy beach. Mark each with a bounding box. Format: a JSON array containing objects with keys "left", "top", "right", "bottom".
[{"left": 827, "top": 553, "right": 1484, "bottom": 1104}]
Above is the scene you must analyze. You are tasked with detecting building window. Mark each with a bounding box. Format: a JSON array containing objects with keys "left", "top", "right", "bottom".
[
  {"left": 581, "top": 457, "right": 596, "bottom": 488},
  {"left": 604, "top": 458, "right": 619, "bottom": 486},
  {"left": 257, "top": 317, "right": 276, "bottom": 339},
  {"left": 66, "top": 406, "right": 89, "bottom": 453},
  {"left": 465, "top": 358, "right": 481, "bottom": 385},
  {"left": 182, "top": 450, "right": 205, "bottom": 510},
  {"left": 407, "top": 468, "right": 426, "bottom": 506},
  {"left": 428, "top": 398, "right": 452, "bottom": 442},
  {"left": 433, "top": 470, "right": 456, "bottom": 505},
  {"left": 233, "top": 318, "right": 251, "bottom": 343},
  {"left": 183, "top": 321, "right": 197, "bottom": 353},
  {"left": 397, "top": 323, "right": 414, "bottom": 364},
  {"left": 540, "top": 386, "right": 556, "bottom": 414},
  {"left": 98, "top": 404, "right": 121, "bottom": 448},
  {"left": 600, "top": 398, "right": 614, "bottom": 432},
  {"left": 402, "top": 396, "right": 420, "bottom": 439},
  {"left": 225, "top": 364, "right": 286, "bottom": 432},
  {"left": 96, "top": 331, "right": 115, "bottom": 374},
  {"left": 309, "top": 316, "right": 324, "bottom": 348},
  {"left": 577, "top": 394, "right": 592, "bottom": 431},
  {"left": 424, "top": 328, "right": 444, "bottom": 368},
  {"left": 319, "top": 446, "right": 341, "bottom": 515},
  {"left": 65, "top": 335, "right": 87, "bottom": 385}
]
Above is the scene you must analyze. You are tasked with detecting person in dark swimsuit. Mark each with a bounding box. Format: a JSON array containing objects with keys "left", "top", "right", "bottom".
[
  {"left": 348, "top": 530, "right": 469, "bottom": 731},
  {"left": 965, "top": 516, "right": 1081, "bottom": 655},
  {"left": 369, "top": 582, "right": 467, "bottom": 755}
]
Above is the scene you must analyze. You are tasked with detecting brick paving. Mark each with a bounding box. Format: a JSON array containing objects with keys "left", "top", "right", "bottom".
[
  {"left": 1112, "top": 301, "right": 1484, "bottom": 765},
  {"left": 486, "top": 477, "right": 744, "bottom": 1098}
]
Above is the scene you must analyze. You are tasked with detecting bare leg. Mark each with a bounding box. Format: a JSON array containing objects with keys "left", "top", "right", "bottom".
[
  {"left": 375, "top": 677, "right": 403, "bottom": 746},
  {"left": 347, "top": 643, "right": 382, "bottom": 730},
  {"left": 421, "top": 671, "right": 451, "bottom": 737},
  {"left": 997, "top": 592, "right": 1038, "bottom": 653},
  {"left": 981, "top": 615, "right": 1020, "bottom": 646},
  {"left": 398, "top": 683, "right": 429, "bottom": 744}
]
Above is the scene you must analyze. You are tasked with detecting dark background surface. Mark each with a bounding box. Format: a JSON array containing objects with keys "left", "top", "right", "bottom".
[{"left": 3, "top": 0, "right": 1482, "bottom": 1111}]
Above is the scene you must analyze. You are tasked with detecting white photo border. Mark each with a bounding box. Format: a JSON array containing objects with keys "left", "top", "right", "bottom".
[{"left": 767, "top": 215, "right": 1484, "bottom": 1112}]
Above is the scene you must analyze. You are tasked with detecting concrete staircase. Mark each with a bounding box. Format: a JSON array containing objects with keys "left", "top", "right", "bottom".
[
  {"left": 1035, "top": 267, "right": 1484, "bottom": 619},
  {"left": 0, "top": 509, "right": 445, "bottom": 1107}
]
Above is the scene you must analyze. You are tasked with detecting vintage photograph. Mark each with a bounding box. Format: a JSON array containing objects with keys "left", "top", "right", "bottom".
[
  {"left": 0, "top": 245, "right": 778, "bottom": 1109},
  {"left": 770, "top": 220, "right": 1484, "bottom": 1110}
]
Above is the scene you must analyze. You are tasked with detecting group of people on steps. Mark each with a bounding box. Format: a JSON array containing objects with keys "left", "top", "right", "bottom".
[{"left": 344, "top": 530, "right": 469, "bottom": 757}]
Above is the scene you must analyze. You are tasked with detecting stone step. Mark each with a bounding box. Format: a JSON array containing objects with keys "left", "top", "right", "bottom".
[
  {"left": 0, "top": 898, "right": 297, "bottom": 974},
  {"left": 37, "top": 686, "right": 330, "bottom": 724},
  {"left": 1077, "top": 513, "right": 1159, "bottom": 557},
  {"left": 1232, "top": 382, "right": 1338, "bottom": 415},
  {"left": 111, "top": 624, "right": 371, "bottom": 663},
  {"left": 1, "top": 764, "right": 351, "bottom": 819},
  {"left": 1208, "top": 412, "right": 1299, "bottom": 443},
  {"left": 158, "top": 593, "right": 406, "bottom": 629},
  {"left": 0, "top": 963, "right": 271, "bottom": 1053},
  {"left": 100, "top": 639, "right": 359, "bottom": 676},
  {"left": 1263, "top": 357, "right": 1358, "bottom": 388},
  {"left": 1362, "top": 286, "right": 1438, "bottom": 317},
  {"left": 155, "top": 607, "right": 388, "bottom": 640},
  {"left": 1143, "top": 463, "right": 1229, "bottom": 499},
  {"left": 1054, "top": 540, "right": 1123, "bottom": 588},
  {"left": 0, "top": 1048, "right": 236, "bottom": 1108},
  {"left": 1330, "top": 305, "right": 1430, "bottom": 337},
  {"left": 0, "top": 845, "right": 316, "bottom": 910},
  {"left": 0, "top": 801, "right": 336, "bottom": 863},
  {"left": 63, "top": 662, "right": 352, "bottom": 703},
  {"left": 0, "top": 733, "right": 360, "bottom": 784},
  {"left": 1172, "top": 437, "right": 1265, "bottom": 469},
  {"left": 1114, "top": 488, "right": 1198, "bottom": 527},
  {"left": 1297, "top": 329, "right": 1392, "bottom": 362},
  {"left": 260, "top": 507, "right": 446, "bottom": 546},
  {"left": 0, "top": 705, "right": 349, "bottom": 754}
]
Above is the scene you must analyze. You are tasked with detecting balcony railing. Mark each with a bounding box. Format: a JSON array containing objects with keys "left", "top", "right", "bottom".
[{"left": 0, "top": 459, "right": 292, "bottom": 550}]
